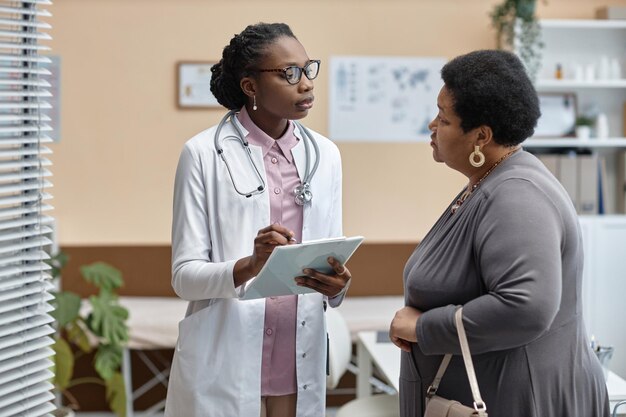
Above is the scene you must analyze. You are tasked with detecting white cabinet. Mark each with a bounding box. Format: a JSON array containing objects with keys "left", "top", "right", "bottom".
[
  {"left": 523, "top": 19, "right": 626, "bottom": 214},
  {"left": 579, "top": 216, "right": 626, "bottom": 379}
]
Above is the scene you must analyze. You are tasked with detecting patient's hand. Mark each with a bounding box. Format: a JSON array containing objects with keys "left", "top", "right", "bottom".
[{"left": 389, "top": 306, "right": 422, "bottom": 352}]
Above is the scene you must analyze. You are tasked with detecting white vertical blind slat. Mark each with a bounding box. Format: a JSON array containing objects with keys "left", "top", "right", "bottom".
[
  {"left": 0, "top": 347, "right": 54, "bottom": 373},
  {"left": 0, "top": 17, "right": 50, "bottom": 29},
  {"left": 0, "top": 29, "right": 51, "bottom": 40},
  {"left": 0, "top": 324, "right": 55, "bottom": 350},
  {"left": 0, "top": 334, "right": 54, "bottom": 362},
  {"left": 0, "top": 270, "right": 53, "bottom": 289},
  {"left": 0, "top": 281, "right": 54, "bottom": 303},
  {"left": 0, "top": 216, "right": 54, "bottom": 232},
  {"left": 0, "top": 393, "right": 55, "bottom": 417},
  {"left": 0, "top": 178, "right": 52, "bottom": 194},
  {"left": 0, "top": 382, "right": 54, "bottom": 412},
  {"left": 0, "top": 315, "right": 52, "bottom": 338},
  {"left": 0, "top": 358, "right": 52, "bottom": 385},
  {"left": 0, "top": 6, "right": 51, "bottom": 16},
  {"left": 0, "top": 346, "right": 53, "bottom": 372}
]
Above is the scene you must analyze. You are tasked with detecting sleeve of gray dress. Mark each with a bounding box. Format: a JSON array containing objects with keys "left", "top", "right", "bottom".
[{"left": 416, "top": 178, "right": 563, "bottom": 355}]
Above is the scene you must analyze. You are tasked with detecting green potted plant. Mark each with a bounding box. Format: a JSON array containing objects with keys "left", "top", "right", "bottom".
[
  {"left": 490, "top": 0, "right": 546, "bottom": 80},
  {"left": 575, "top": 115, "right": 594, "bottom": 140},
  {"left": 49, "top": 255, "right": 129, "bottom": 417}
]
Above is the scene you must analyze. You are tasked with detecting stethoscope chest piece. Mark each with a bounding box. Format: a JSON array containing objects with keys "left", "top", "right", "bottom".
[{"left": 294, "top": 182, "right": 313, "bottom": 206}]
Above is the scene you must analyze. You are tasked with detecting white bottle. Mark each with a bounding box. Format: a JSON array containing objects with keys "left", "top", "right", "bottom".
[
  {"left": 610, "top": 58, "right": 622, "bottom": 80},
  {"left": 573, "top": 64, "right": 584, "bottom": 82},
  {"left": 595, "top": 113, "right": 609, "bottom": 139},
  {"left": 599, "top": 56, "right": 610, "bottom": 80},
  {"left": 585, "top": 64, "right": 596, "bottom": 82}
]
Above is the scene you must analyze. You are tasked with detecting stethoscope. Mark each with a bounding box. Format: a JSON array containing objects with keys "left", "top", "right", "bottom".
[{"left": 214, "top": 110, "right": 320, "bottom": 206}]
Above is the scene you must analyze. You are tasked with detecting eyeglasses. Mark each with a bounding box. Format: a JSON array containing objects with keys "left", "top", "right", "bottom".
[{"left": 255, "top": 60, "right": 321, "bottom": 85}]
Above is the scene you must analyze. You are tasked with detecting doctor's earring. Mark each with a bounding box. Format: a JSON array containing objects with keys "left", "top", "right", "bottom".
[
  {"left": 469, "top": 145, "right": 485, "bottom": 167},
  {"left": 253, "top": 95, "right": 257, "bottom": 111}
]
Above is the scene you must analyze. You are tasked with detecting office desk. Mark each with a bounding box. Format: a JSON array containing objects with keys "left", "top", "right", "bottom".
[
  {"left": 356, "top": 331, "right": 400, "bottom": 397},
  {"left": 356, "top": 330, "right": 626, "bottom": 412}
]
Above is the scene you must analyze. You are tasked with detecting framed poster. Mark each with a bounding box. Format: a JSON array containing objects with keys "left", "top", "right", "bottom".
[
  {"left": 534, "top": 93, "right": 577, "bottom": 137},
  {"left": 328, "top": 55, "right": 446, "bottom": 142},
  {"left": 177, "top": 61, "right": 220, "bottom": 108}
]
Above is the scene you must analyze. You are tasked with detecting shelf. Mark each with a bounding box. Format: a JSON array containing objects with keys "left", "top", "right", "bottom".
[
  {"left": 540, "top": 19, "right": 626, "bottom": 30},
  {"left": 536, "top": 80, "right": 626, "bottom": 89},
  {"left": 525, "top": 138, "right": 626, "bottom": 148}
]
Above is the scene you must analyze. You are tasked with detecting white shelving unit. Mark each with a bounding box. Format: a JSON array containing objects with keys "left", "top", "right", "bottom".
[
  {"left": 524, "top": 19, "right": 626, "bottom": 214},
  {"left": 531, "top": 19, "right": 626, "bottom": 140}
]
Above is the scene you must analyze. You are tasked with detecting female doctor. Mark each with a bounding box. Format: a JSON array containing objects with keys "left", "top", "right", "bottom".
[{"left": 164, "top": 23, "right": 351, "bottom": 417}]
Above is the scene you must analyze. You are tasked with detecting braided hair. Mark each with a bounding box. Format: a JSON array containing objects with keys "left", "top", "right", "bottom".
[{"left": 210, "top": 23, "right": 296, "bottom": 110}]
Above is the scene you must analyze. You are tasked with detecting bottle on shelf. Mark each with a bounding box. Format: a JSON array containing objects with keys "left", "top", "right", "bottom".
[
  {"left": 555, "top": 63, "right": 563, "bottom": 80},
  {"left": 610, "top": 58, "right": 622, "bottom": 80},
  {"left": 596, "top": 113, "right": 609, "bottom": 139}
]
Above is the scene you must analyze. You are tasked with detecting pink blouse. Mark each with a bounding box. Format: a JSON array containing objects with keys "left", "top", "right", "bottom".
[{"left": 237, "top": 107, "right": 302, "bottom": 396}]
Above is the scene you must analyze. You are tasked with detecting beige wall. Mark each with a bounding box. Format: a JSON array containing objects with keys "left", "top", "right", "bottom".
[{"left": 49, "top": 0, "right": 624, "bottom": 245}]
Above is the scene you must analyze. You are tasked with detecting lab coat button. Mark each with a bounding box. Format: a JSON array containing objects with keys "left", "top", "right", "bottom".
[
  {"left": 265, "top": 328, "right": 273, "bottom": 336},
  {"left": 271, "top": 157, "right": 278, "bottom": 164},
  {"left": 274, "top": 188, "right": 281, "bottom": 194},
  {"left": 301, "top": 321, "right": 306, "bottom": 326},
  {"left": 303, "top": 384, "right": 308, "bottom": 390},
  {"left": 302, "top": 353, "right": 307, "bottom": 358}
]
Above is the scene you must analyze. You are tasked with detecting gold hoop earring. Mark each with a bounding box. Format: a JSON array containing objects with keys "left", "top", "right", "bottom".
[
  {"left": 253, "top": 95, "right": 257, "bottom": 111},
  {"left": 469, "top": 145, "right": 485, "bottom": 167}
]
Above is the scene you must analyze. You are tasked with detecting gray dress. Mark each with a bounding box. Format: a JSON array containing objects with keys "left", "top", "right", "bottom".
[{"left": 400, "top": 150, "right": 610, "bottom": 417}]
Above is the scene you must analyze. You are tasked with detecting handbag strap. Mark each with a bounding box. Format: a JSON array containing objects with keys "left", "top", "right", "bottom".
[{"left": 426, "top": 307, "right": 487, "bottom": 416}]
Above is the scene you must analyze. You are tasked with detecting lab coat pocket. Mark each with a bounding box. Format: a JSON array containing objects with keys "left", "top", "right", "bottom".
[{"left": 176, "top": 302, "right": 222, "bottom": 387}]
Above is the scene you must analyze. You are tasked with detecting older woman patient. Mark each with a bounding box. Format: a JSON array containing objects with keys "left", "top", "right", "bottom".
[{"left": 389, "top": 50, "right": 609, "bottom": 417}]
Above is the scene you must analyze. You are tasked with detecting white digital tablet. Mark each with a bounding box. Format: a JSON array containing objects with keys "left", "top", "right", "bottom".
[{"left": 241, "top": 236, "right": 364, "bottom": 300}]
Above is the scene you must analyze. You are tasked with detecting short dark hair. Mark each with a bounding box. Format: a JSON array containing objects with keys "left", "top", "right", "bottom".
[
  {"left": 210, "top": 23, "right": 296, "bottom": 110},
  {"left": 441, "top": 50, "right": 541, "bottom": 146}
]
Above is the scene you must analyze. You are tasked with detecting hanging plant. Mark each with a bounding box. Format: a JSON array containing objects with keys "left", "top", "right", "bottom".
[{"left": 490, "top": 0, "right": 546, "bottom": 80}]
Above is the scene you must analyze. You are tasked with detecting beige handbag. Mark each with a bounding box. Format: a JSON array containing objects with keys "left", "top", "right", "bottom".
[{"left": 424, "top": 308, "right": 488, "bottom": 417}]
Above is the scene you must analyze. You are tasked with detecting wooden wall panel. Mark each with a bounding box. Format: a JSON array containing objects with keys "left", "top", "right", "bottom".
[{"left": 60, "top": 243, "right": 417, "bottom": 297}]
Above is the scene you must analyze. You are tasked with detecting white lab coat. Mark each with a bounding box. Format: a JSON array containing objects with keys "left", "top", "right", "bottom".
[{"left": 164, "top": 117, "right": 344, "bottom": 417}]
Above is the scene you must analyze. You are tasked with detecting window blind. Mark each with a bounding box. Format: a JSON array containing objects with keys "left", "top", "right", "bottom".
[{"left": 0, "top": 1, "right": 55, "bottom": 416}]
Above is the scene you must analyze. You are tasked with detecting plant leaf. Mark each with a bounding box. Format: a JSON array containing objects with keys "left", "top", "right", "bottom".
[
  {"left": 94, "top": 344, "right": 123, "bottom": 381},
  {"left": 67, "top": 319, "right": 93, "bottom": 353},
  {"left": 81, "top": 262, "right": 124, "bottom": 291},
  {"left": 52, "top": 337, "right": 74, "bottom": 390},
  {"left": 105, "top": 372, "right": 127, "bottom": 417},
  {"left": 46, "top": 251, "right": 69, "bottom": 280},
  {"left": 50, "top": 291, "right": 82, "bottom": 328},
  {"left": 88, "top": 291, "right": 129, "bottom": 345}
]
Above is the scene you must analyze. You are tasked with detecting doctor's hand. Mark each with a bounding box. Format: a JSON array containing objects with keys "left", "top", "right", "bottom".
[
  {"left": 295, "top": 257, "right": 351, "bottom": 298},
  {"left": 389, "top": 306, "right": 422, "bottom": 352},
  {"left": 233, "top": 224, "right": 296, "bottom": 287}
]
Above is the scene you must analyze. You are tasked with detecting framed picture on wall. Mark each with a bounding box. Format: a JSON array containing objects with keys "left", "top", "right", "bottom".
[
  {"left": 177, "top": 61, "right": 220, "bottom": 108},
  {"left": 534, "top": 93, "right": 578, "bottom": 137}
]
